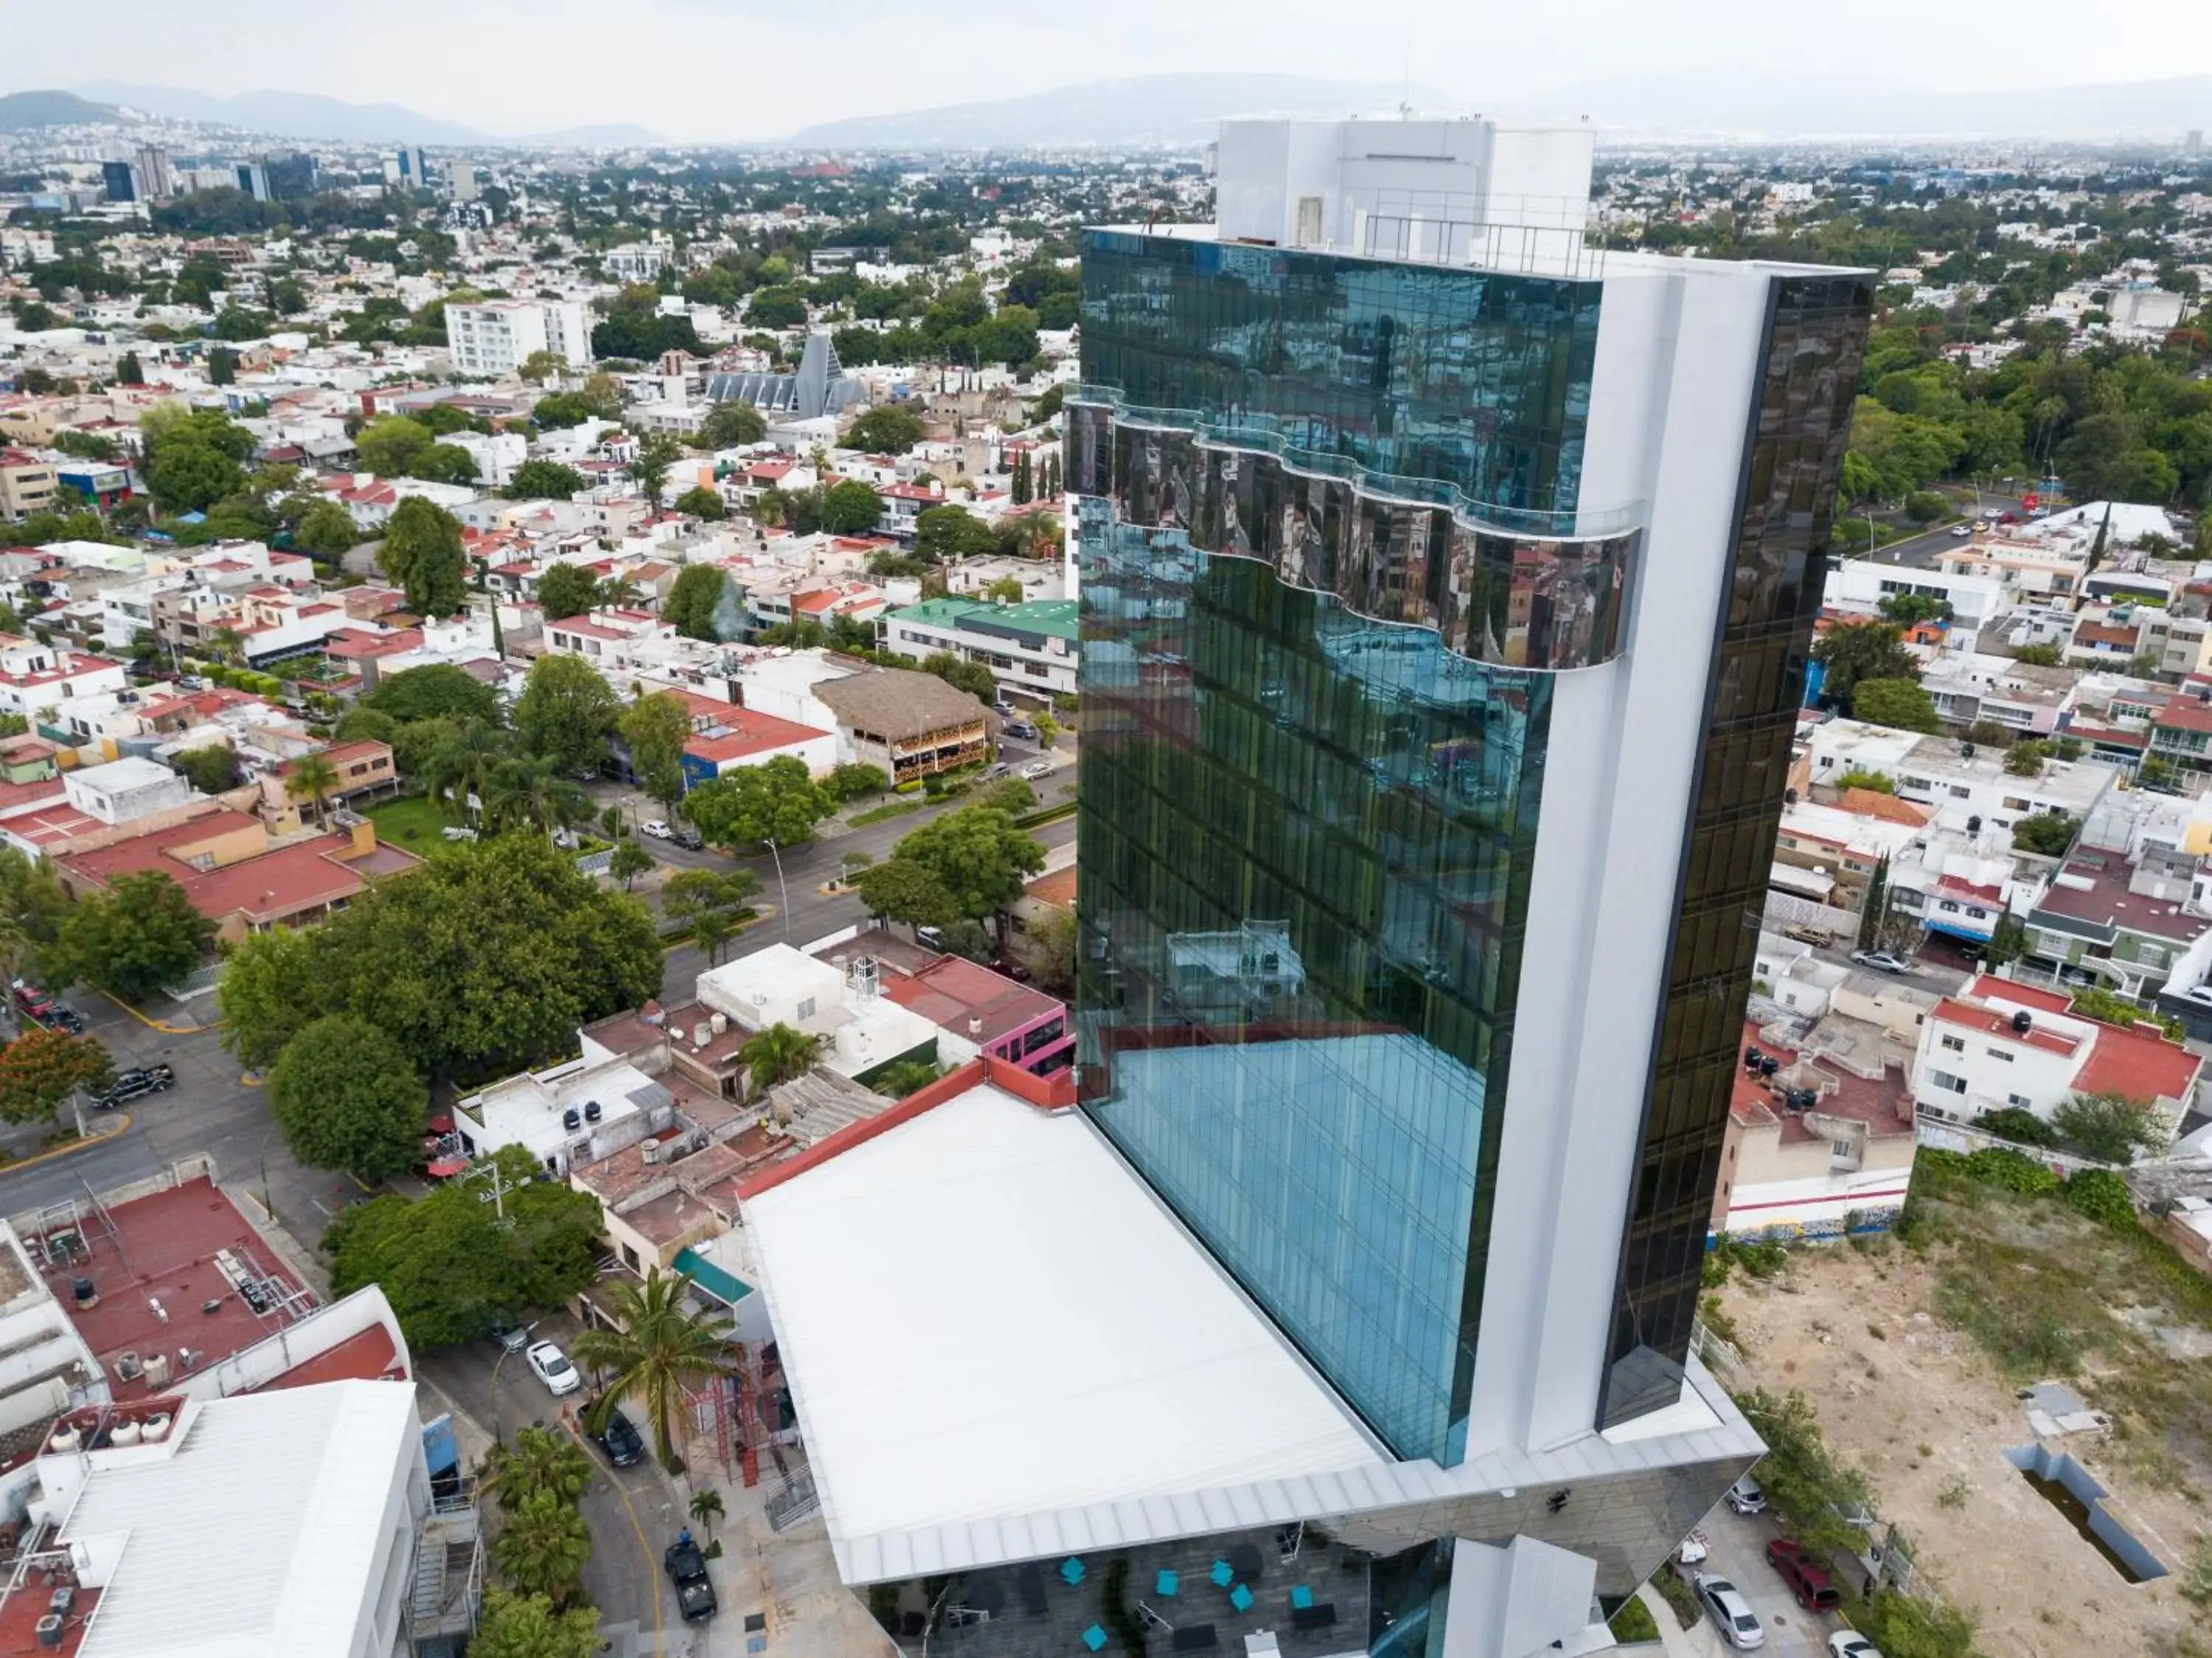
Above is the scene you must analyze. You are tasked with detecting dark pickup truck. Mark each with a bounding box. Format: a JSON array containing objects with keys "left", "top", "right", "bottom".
[{"left": 664, "top": 1534, "right": 717, "bottom": 1621}]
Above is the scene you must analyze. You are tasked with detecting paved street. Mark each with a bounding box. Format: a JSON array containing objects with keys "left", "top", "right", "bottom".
[
  {"left": 420, "top": 1320, "right": 704, "bottom": 1656},
  {"left": 1691, "top": 1497, "right": 1846, "bottom": 1658}
]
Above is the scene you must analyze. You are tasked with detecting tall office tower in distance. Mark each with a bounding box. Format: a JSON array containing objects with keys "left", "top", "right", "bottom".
[
  {"left": 134, "top": 145, "right": 175, "bottom": 200},
  {"left": 734, "top": 114, "right": 1871, "bottom": 1658},
  {"left": 100, "top": 160, "right": 136, "bottom": 204}
]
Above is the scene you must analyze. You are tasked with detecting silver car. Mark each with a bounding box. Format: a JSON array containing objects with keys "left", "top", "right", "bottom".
[
  {"left": 1694, "top": 1575, "right": 1766, "bottom": 1651},
  {"left": 1724, "top": 1473, "right": 1766, "bottom": 1514}
]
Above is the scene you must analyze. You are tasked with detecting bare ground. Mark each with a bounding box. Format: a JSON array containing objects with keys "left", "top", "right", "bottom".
[{"left": 1715, "top": 1224, "right": 2212, "bottom": 1658}]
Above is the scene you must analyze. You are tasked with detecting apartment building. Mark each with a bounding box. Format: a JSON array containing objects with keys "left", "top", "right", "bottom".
[
  {"left": 0, "top": 448, "right": 58, "bottom": 519},
  {"left": 444, "top": 298, "right": 594, "bottom": 377},
  {"left": 880, "top": 596, "right": 1078, "bottom": 699}
]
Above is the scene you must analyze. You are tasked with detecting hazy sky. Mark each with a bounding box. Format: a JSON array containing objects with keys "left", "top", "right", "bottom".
[{"left": 7, "top": 0, "right": 2212, "bottom": 142}]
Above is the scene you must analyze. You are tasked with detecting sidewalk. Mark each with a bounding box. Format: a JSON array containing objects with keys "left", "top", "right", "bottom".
[{"left": 1636, "top": 1583, "right": 1725, "bottom": 1658}]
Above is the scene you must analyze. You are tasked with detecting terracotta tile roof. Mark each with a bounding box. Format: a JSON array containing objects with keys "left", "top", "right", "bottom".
[
  {"left": 1839, "top": 787, "right": 1933, "bottom": 825},
  {"left": 684, "top": 706, "right": 831, "bottom": 763}
]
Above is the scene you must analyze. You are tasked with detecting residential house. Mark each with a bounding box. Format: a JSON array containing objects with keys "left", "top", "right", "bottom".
[
  {"left": 0, "top": 636, "right": 128, "bottom": 726},
  {"left": 1910, "top": 973, "right": 2203, "bottom": 1144},
  {"left": 680, "top": 704, "right": 838, "bottom": 785},
  {"left": 1716, "top": 1017, "right": 1917, "bottom": 1241}
]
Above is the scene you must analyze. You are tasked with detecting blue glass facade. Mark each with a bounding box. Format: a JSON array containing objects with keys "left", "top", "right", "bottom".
[{"left": 1073, "top": 230, "right": 1599, "bottom": 1463}]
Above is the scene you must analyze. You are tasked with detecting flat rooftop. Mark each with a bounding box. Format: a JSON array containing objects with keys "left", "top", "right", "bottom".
[
  {"left": 741, "top": 1079, "right": 1384, "bottom": 1578},
  {"left": 33, "top": 1178, "right": 318, "bottom": 1404}
]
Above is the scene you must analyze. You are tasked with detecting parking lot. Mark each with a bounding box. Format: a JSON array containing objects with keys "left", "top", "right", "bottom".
[{"left": 1685, "top": 1494, "right": 1847, "bottom": 1656}]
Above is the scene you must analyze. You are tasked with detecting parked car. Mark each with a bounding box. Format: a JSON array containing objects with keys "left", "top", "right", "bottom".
[
  {"left": 1003, "top": 719, "right": 1040, "bottom": 741},
  {"left": 12, "top": 980, "right": 55, "bottom": 1019},
  {"left": 525, "top": 1339, "right": 581, "bottom": 1396},
  {"left": 41, "top": 1005, "right": 87, "bottom": 1036},
  {"left": 1020, "top": 759, "right": 1054, "bottom": 780},
  {"left": 1948, "top": 524, "right": 1973, "bottom": 538},
  {"left": 989, "top": 956, "right": 1032, "bottom": 983},
  {"left": 664, "top": 1532, "right": 717, "bottom": 1620},
  {"left": 1765, "top": 1539, "right": 1842, "bottom": 1612},
  {"left": 641, "top": 819, "right": 673, "bottom": 840},
  {"left": 1694, "top": 1575, "right": 1766, "bottom": 1651},
  {"left": 89, "top": 1065, "right": 175, "bottom": 1111},
  {"left": 670, "top": 823, "right": 703, "bottom": 850},
  {"left": 1676, "top": 1530, "right": 1710, "bottom": 1568},
  {"left": 591, "top": 1404, "right": 644, "bottom": 1468},
  {"left": 490, "top": 1321, "right": 532, "bottom": 1353},
  {"left": 1849, "top": 949, "right": 1912, "bottom": 975},
  {"left": 1723, "top": 1474, "right": 1767, "bottom": 1514},
  {"left": 1828, "top": 1634, "right": 1883, "bottom": 1658}
]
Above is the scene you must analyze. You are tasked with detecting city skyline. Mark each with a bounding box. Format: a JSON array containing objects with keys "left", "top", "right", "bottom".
[{"left": 4, "top": 0, "right": 2211, "bottom": 144}]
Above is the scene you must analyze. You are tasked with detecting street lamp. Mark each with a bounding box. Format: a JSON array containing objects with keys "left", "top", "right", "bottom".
[{"left": 765, "top": 837, "right": 793, "bottom": 943}]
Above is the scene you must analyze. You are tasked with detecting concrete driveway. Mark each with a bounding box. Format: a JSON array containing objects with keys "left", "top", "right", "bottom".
[{"left": 1695, "top": 1498, "right": 1846, "bottom": 1657}]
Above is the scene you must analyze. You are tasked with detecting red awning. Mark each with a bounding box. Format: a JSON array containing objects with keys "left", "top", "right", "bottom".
[{"left": 424, "top": 1157, "right": 468, "bottom": 1179}]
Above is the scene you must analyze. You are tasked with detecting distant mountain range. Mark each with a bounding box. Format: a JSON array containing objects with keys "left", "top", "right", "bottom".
[
  {"left": 786, "top": 74, "right": 1461, "bottom": 150},
  {"left": 0, "top": 89, "right": 119, "bottom": 131},
  {"left": 58, "top": 81, "right": 661, "bottom": 148}
]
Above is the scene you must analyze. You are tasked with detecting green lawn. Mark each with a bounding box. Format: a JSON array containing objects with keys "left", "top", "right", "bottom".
[
  {"left": 366, "top": 794, "right": 463, "bottom": 853},
  {"left": 847, "top": 798, "right": 926, "bottom": 828}
]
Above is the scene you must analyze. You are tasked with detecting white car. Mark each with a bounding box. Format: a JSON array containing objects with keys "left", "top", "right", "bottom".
[
  {"left": 1829, "top": 1635, "right": 1883, "bottom": 1658},
  {"left": 526, "top": 1339, "right": 582, "bottom": 1396},
  {"left": 1020, "top": 760, "right": 1055, "bottom": 780},
  {"left": 640, "top": 819, "right": 673, "bottom": 840},
  {"left": 1949, "top": 524, "right": 1972, "bottom": 537},
  {"left": 1676, "top": 1530, "right": 1710, "bottom": 1568},
  {"left": 1694, "top": 1575, "right": 1766, "bottom": 1651}
]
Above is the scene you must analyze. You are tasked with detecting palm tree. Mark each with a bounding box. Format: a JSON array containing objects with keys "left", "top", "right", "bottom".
[
  {"left": 476, "top": 1426, "right": 591, "bottom": 1513},
  {"left": 690, "top": 907, "right": 731, "bottom": 966},
  {"left": 491, "top": 1488, "right": 591, "bottom": 1609},
  {"left": 484, "top": 755, "right": 588, "bottom": 840},
  {"left": 688, "top": 1488, "right": 725, "bottom": 1541},
  {"left": 425, "top": 719, "right": 504, "bottom": 825},
  {"left": 209, "top": 625, "right": 246, "bottom": 667},
  {"left": 737, "top": 1021, "right": 824, "bottom": 1101},
  {"left": 572, "top": 1270, "right": 736, "bottom": 1474},
  {"left": 285, "top": 751, "right": 340, "bottom": 828}
]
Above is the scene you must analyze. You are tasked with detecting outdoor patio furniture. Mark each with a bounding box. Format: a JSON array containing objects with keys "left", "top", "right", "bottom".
[
  {"left": 1290, "top": 1603, "right": 1338, "bottom": 1631},
  {"left": 1156, "top": 1569, "right": 1180, "bottom": 1597},
  {"left": 1229, "top": 1584, "right": 1254, "bottom": 1613},
  {"left": 1062, "top": 1557, "right": 1087, "bottom": 1586},
  {"left": 1289, "top": 1585, "right": 1314, "bottom": 1611},
  {"left": 1082, "top": 1623, "right": 1107, "bottom": 1652},
  {"left": 1172, "top": 1626, "right": 1220, "bottom": 1651},
  {"left": 1209, "top": 1560, "right": 1234, "bottom": 1589},
  {"left": 1227, "top": 1542, "right": 1264, "bottom": 1582}
]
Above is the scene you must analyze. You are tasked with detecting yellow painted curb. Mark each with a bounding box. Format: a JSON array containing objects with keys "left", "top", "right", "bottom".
[
  {"left": 0, "top": 1113, "right": 133, "bottom": 1176},
  {"left": 100, "top": 988, "right": 223, "bottom": 1036}
]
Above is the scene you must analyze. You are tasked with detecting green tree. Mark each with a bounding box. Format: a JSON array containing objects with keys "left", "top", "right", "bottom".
[
  {"left": 619, "top": 692, "right": 692, "bottom": 811},
  {"left": 2049, "top": 1091, "right": 2166, "bottom": 1164},
  {"left": 50, "top": 871, "right": 215, "bottom": 1002},
  {"left": 818, "top": 479, "right": 884, "bottom": 534},
  {"left": 0, "top": 1028, "right": 113, "bottom": 1124},
  {"left": 1902, "top": 489, "right": 1947, "bottom": 523},
  {"left": 286, "top": 751, "right": 340, "bottom": 828},
  {"left": 411, "top": 443, "right": 478, "bottom": 486},
  {"left": 482, "top": 755, "right": 591, "bottom": 839},
  {"left": 216, "top": 926, "right": 318, "bottom": 1072},
  {"left": 696, "top": 401, "right": 766, "bottom": 448},
  {"left": 367, "top": 662, "right": 503, "bottom": 726},
  {"left": 378, "top": 496, "right": 467, "bottom": 617},
  {"left": 892, "top": 804, "right": 1046, "bottom": 941},
  {"left": 919, "top": 651, "right": 998, "bottom": 705},
  {"left": 664, "top": 563, "right": 734, "bottom": 641},
  {"left": 225, "top": 839, "right": 661, "bottom": 1083},
  {"left": 824, "top": 762, "right": 888, "bottom": 803},
  {"left": 146, "top": 434, "right": 246, "bottom": 513},
  {"left": 683, "top": 755, "right": 830, "bottom": 849},
  {"left": 738, "top": 1022, "right": 827, "bottom": 1100},
  {"left": 1815, "top": 620, "right": 1919, "bottom": 707},
  {"left": 356, "top": 414, "right": 433, "bottom": 478},
  {"left": 572, "top": 1269, "right": 737, "bottom": 1472},
  {"left": 688, "top": 1488, "right": 726, "bottom": 1540},
  {"left": 293, "top": 498, "right": 359, "bottom": 557},
  {"left": 171, "top": 744, "right": 242, "bottom": 794},
  {"left": 2011, "top": 812, "right": 2080, "bottom": 857},
  {"left": 517, "top": 350, "right": 571, "bottom": 384},
  {"left": 478, "top": 1426, "right": 592, "bottom": 1512},
  {"left": 268, "top": 1014, "right": 428, "bottom": 1180},
  {"left": 1878, "top": 593, "right": 1954, "bottom": 627},
  {"left": 912, "top": 503, "right": 1001, "bottom": 563},
  {"left": 608, "top": 838, "right": 653, "bottom": 890},
  {"left": 844, "top": 404, "right": 926, "bottom": 454},
  {"left": 658, "top": 867, "right": 760, "bottom": 923},
  {"left": 206, "top": 347, "right": 238, "bottom": 387},
  {"left": 532, "top": 562, "right": 602, "bottom": 624},
  {"left": 2013, "top": 642, "right": 2063, "bottom": 667},
  {"left": 470, "top": 1591, "right": 600, "bottom": 1658},
  {"left": 325, "top": 1146, "right": 605, "bottom": 1345},
  {"left": 493, "top": 1489, "right": 591, "bottom": 1609},
  {"left": 633, "top": 434, "right": 684, "bottom": 506},
  {"left": 2003, "top": 739, "right": 2050, "bottom": 777},
  {"left": 850, "top": 856, "right": 960, "bottom": 934},
  {"left": 514, "top": 653, "right": 620, "bottom": 776},
  {"left": 1851, "top": 676, "right": 1941, "bottom": 734},
  {"left": 507, "top": 459, "right": 589, "bottom": 500},
  {"left": 672, "top": 485, "right": 726, "bottom": 520},
  {"left": 690, "top": 908, "right": 732, "bottom": 965},
  {"left": 115, "top": 349, "right": 143, "bottom": 385}
]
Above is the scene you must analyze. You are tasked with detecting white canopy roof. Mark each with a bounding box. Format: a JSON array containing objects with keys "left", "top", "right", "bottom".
[{"left": 742, "top": 1081, "right": 1385, "bottom": 1558}]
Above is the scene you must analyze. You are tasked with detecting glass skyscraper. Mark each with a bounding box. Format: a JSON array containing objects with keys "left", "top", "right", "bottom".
[{"left": 1071, "top": 128, "right": 1871, "bottom": 1471}]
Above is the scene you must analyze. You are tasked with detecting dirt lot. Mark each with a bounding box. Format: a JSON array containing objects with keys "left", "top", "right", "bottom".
[{"left": 1711, "top": 1166, "right": 2212, "bottom": 1658}]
